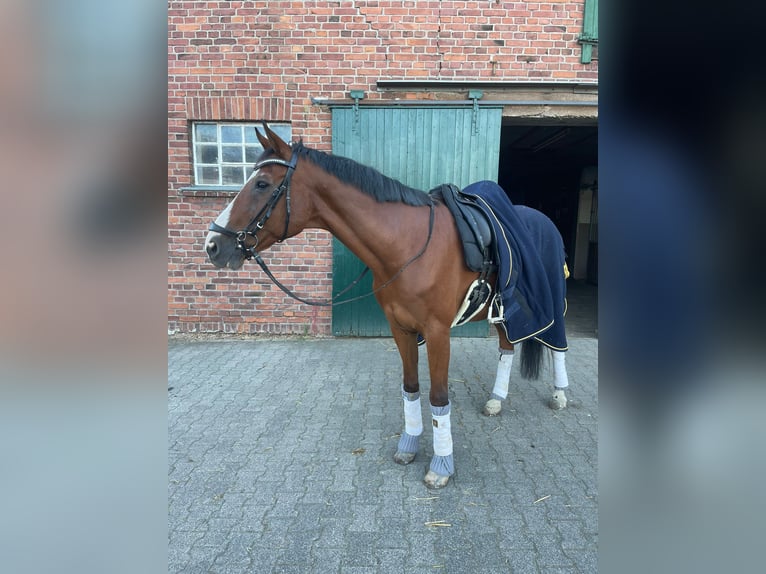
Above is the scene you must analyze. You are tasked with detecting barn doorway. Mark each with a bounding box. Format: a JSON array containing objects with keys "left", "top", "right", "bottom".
[
  {"left": 330, "top": 105, "right": 503, "bottom": 336},
  {"left": 498, "top": 120, "right": 598, "bottom": 336}
]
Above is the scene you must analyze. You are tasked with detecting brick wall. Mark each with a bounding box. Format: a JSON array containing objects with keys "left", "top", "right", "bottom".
[{"left": 168, "top": 0, "right": 598, "bottom": 335}]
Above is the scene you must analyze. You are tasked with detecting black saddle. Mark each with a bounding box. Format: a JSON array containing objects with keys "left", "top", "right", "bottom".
[{"left": 430, "top": 184, "right": 496, "bottom": 275}]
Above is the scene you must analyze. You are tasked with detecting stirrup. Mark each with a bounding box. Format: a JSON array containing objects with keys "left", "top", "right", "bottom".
[{"left": 487, "top": 293, "right": 504, "bottom": 324}]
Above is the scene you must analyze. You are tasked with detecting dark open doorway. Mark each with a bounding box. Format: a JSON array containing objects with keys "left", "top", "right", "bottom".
[
  {"left": 498, "top": 121, "right": 598, "bottom": 285},
  {"left": 498, "top": 120, "right": 598, "bottom": 337}
]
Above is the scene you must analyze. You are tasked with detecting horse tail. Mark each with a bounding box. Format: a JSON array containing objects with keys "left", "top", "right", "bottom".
[{"left": 520, "top": 338, "right": 544, "bottom": 380}]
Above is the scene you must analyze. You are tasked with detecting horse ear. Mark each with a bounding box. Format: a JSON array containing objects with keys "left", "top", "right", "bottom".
[
  {"left": 261, "top": 121, "right": 292, "bottom": 159},
  {"left": 254, "top": 126, "right": 270, "bottom": 149}
]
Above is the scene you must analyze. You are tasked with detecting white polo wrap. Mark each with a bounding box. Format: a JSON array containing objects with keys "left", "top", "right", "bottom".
[
  {"left": 431, "top": 404, "right": 453, "bottom": 457},
  {"left": 491, "top": 350, "right": 514, "bottom": 399},
  {"left": 553, "top": 350, "right": 569, "bottom": 389},
  {"left": 402, "top": 391, "right": 423, "bottom": 436}
]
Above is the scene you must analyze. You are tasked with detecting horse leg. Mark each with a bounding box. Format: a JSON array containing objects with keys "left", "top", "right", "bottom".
[
  {"left": 391, "top": 329, "right": 423, "bottom": 465},
  {"left": 422, "top": 328, "right": 454, "bottom": 489},
  {"left": 549, "top": 350, "right": 569, "bottom": 410},
  {"left": 483, "top": 325, "right": 515, "bottom": 416}
]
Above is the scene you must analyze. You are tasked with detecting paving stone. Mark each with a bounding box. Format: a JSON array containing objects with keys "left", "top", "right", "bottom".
[{"left": 169, "top": 335, "right": 598, "bottom": 573}]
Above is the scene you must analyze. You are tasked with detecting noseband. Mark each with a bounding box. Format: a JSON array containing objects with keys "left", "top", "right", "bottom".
[{"left": 208, "top": 147, "right": 298, "bottom": 259}]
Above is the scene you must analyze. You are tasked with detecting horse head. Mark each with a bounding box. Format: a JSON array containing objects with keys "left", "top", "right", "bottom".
[{"left": 205, "top": 123, "right": 302, "bottom": 269}]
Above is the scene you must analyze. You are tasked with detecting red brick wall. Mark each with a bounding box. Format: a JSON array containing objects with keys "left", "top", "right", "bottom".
[{"left": 168, "top": 1, "right": 598, "bottom": 335}]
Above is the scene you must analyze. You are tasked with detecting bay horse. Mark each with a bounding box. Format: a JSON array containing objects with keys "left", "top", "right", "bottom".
[{"left": 205, "top": 124, "right": 570, "bottom": 489}]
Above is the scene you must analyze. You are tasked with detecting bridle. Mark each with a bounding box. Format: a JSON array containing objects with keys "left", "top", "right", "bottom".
[
  {"left": 207, "top": 146, "right": 435, "bottom": 307},
  {"left": 208, "top": 147, "right": 298, "bottom": 259}
]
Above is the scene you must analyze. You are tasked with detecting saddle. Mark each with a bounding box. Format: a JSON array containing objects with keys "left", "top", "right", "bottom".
[
  {"left": 429, "top": 184, "right": 497, "bottom": 327},
  {"left": 430, "top": 184, "right": 496, "bottom": 274}
]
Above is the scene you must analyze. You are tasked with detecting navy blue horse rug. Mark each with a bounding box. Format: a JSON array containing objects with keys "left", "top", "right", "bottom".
[{"left": 462, "top": 180, "right": 569, "bottom": 351}]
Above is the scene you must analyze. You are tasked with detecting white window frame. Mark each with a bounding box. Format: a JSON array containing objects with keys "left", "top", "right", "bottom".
[{"left": 191, "top": 122, "right": 292, "bottom": 187}]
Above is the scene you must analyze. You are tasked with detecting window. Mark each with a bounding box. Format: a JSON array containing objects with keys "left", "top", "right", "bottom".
[{"left": 191, "top": 122, "right": 292, "bottom": 187}]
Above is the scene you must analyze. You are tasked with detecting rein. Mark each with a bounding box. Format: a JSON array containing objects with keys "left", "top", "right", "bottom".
[
  {"left": 254, "top": 203, "right": 434, "bottom": 307},
  {"left": 209, "top": 147, "right": 436, "bottom": 307}
]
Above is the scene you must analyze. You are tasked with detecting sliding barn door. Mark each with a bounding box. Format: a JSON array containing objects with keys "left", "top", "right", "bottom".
[{"left": 331, "top": 106, "right": 502, "bottom": 336}]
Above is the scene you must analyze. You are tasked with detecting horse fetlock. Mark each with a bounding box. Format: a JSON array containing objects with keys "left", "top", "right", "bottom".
[
  {"left": 483, "top": 398, "right": 502, "bottom": 416},
  {"left": 550, "top": 388, "right": 568, "bottom": 410}
]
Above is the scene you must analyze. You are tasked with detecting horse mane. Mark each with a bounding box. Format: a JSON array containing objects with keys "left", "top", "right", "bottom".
[{"left": 291, "top": 142, "right": 434, "bottom": 207}]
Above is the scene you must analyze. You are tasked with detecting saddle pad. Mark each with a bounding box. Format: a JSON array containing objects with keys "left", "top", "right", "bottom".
[{"left": 461, "top": 180, "right": 568, "bottom": 351}]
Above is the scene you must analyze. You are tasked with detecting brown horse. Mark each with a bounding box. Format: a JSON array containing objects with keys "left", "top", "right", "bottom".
[{"left": 205, "top": 124, "right": 570, "bottom": 489}]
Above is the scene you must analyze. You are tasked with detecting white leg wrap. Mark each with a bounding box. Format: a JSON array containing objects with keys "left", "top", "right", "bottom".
[
  {"left": 553, "top": 351, "right": 569, "bottom": 389},
  {"left": 431, "top": 404, "right": 453, "bottom": 457},
  {"left": 491, "top": 350, "right": 514, "bottom": 399},
  {"left": 402, "top": 390, "right": 423, "bottom": 436}
]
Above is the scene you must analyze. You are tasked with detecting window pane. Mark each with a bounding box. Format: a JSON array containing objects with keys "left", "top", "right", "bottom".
[
  {"left": 244, "top": 126, "right": 260, "bottom": 144},
  {"left": 197, "top": 166, "right": 219, "bottom": 185},
  {"left": 196, "top": 145, "right": 218, "bottom": 164},
  {"left": 245, "top": 146, "right": 261, "bottom": 163},
  {"left": 221, "top": 125, "right": 242, "bottom": 143},
  {"left": 192, "top": 123, "right": 292, "bottom": 186},
  {"left": 222, "top": 145, "right": 243, "bottom": 163},
  {"left": 222, "top": 166, "right": 244, "bottom": 185},
  {"left": 195, "top": 123, "right": 217, "bottom": 143},
  {"left": 270, "top": 124, "right": 292, "bottom": 143}
]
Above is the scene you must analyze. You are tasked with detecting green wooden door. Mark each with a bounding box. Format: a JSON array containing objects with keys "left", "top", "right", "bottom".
[{"left": 331, "top": 106, "right": 502, "bottom": 336}]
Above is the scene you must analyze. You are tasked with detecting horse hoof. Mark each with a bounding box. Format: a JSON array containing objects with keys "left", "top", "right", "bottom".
[
  {"left": 483, "top": 398, "right": 502, "bottom": 416},
  {"left": 424, "top": 470, "right": 450, "bottom": 489},
  {"left": 549, "top": 389, "right": 567, "bottom": 410},
  {"left": 393, "top": 451, "right": 416, "bottom": 465}
]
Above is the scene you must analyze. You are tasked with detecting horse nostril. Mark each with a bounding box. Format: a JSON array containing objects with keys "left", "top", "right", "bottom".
[{"left": 206, "top": 240, "right": 218, "bottom": 256}]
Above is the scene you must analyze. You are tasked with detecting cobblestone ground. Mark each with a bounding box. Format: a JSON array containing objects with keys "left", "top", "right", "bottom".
[{"left": 169, "top": 334, "right": 597, "bottom": 573}]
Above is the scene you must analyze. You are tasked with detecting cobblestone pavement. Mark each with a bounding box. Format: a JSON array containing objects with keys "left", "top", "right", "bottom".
[{"left": 169, "top": 334, "right": 597, "bottom": 573}]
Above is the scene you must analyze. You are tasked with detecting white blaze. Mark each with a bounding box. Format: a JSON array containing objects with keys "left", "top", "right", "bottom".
[
  {"left": 205, "top": 168, "right": 260, "bottom": 247},
  {"left": 205, "top": 200, "right": 235, "bottom": 248},
  {"left": 213, "top": 200, "right": 234, "bottom": 228}
]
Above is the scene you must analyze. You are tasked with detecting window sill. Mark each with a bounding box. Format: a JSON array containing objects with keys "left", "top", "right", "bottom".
[{"left": 178, "top": 186, "right": 239, "bottom": 198}]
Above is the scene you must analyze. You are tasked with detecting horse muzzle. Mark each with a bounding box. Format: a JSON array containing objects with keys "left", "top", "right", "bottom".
[{"left": 205, "top": 230, "right": 247, "bottom": 269}]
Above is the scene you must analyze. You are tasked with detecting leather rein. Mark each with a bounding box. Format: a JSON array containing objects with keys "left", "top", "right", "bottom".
[{"left": 208, "top": 147, "right": 435, "bottom": 307}]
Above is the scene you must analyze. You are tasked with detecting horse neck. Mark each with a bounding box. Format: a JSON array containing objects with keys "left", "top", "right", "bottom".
[{"left": 306, "top": 177, "right": 431, "bottom": 274}]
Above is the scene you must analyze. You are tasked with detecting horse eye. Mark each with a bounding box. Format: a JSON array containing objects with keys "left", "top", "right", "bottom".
[{"left": 255, "top": 180, "right": 270, "bottom": 190}]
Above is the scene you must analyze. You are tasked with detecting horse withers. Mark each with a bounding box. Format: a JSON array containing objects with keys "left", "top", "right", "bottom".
[{"left": 205, "top": 123, "right": 570, "bottom": 489}]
